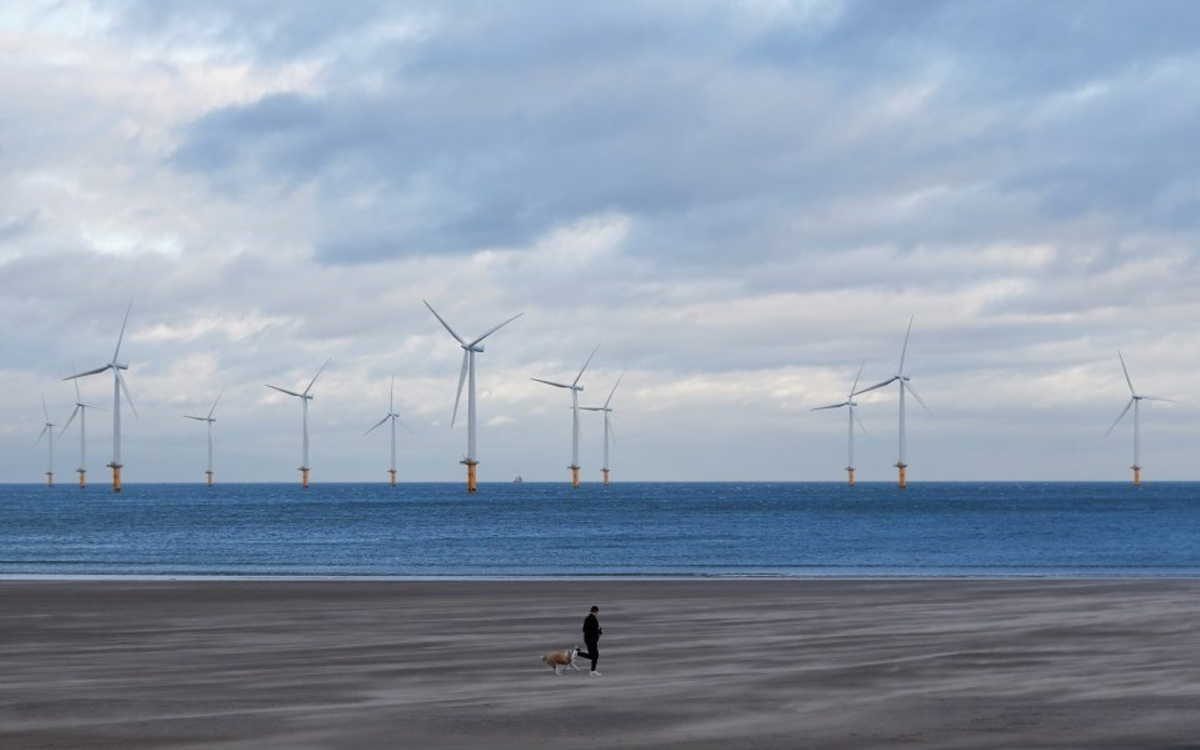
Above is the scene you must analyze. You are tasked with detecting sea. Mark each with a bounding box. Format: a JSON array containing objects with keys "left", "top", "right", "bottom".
[{"left": 0, "top": 482, "right": 1197, "bottom": 578}]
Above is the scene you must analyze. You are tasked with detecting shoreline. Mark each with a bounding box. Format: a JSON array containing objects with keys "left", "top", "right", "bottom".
[{"left": 4, "top": 571, "right": 1200, "bottom": 581}]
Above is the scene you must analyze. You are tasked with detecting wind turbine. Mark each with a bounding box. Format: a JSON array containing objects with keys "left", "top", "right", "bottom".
[
  {"left": 1106, "top": 351, "right": 1174, "bottom": 486},
  {"left": 63, "top": 302, "right": 137, "bottom": 492},
  {"left": 60, "top": 375, "right": 102, "bottom": 488},
  {"left": 365, "top": 376, "right": 404, "bottom": 486},
  {"left": 812, "top": 363, "right": 868, "bottom": 486},
  {"left": 266, "top": 360, "right": 330, "bottom": 488},
  {"left": 424, "top": 300, "right": 523, "bottom": 493},
  {"left": 35, "top": 396, "right": 57, "bottom": 487},
  {"left": 853, "top": 317, "right": 929, "bottom": 489},
  {"left": 532, "top": 346, "right": 599, "bottom": 488},
  {"left": 184, "top": 391, "right": 223, "bottom": 486},
  {"left": 580, "top": 373, "right": 623, "bottom": 486}
]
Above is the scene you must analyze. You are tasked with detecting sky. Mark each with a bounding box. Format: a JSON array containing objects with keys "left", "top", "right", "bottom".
[{"left": 1, "top": 0, "right": 1198, "bottom": 483}]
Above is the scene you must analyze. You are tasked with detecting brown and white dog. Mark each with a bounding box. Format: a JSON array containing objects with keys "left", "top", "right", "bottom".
[{"left": 541, "top": 646, "right": 580, "bottom": 675}]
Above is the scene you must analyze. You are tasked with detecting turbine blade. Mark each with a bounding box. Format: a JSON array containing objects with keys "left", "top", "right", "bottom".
[
  {"left": 183, "top": 415, "right": 207, "bottom": 421},
  {"left": 852, "top": 377, "right": 897, "bottom": 396},
  {"left": 848, "top": 361, "right": 865, "bottom": 400},
  {"left": 61, "top": 405, "right": 80, "bottom": 433},
  {"left": 811, "top": 401, "right": 850, "bottom": 411},
  {"left": 304, "top": 359, "right": 331, "bottom": 395},
  {"left": 63, "top": 364, "right": 111, "bottom": 380},
  {"left": 1141, "top": 396, "right": 1178, "bottom": 403},
  {"left": 854, "top": 409, "right": 869, "bottom": 436},
  {"left": 451, "top": 350, "right": 468, "bottom": 428},
  {"left": 1118, "top": 351, "right": 1135, "bottom": 395},
  {"left": 118, "top": 370, "right": 138, "bottom": 418},
  {"left": 579, "top": 406, "right": 605, "bottom": 411},
  {"left": 604, "top": 372, "right": 624, "bottom": 408},
  {"left": 1105, "top": 398, "right": 1134, "bottom": 437},
  {"left": 72, "top": 369, "right": 82, "bottom": 401},
  {"left": 208, "top": 389, "right": 224, "bottom": 419},
  {"left": 905, "top": 381, "right": 932, "bottom": 414},
  {"left": 389, "top": 375, "right": 395, "bottom": 413},
  {"left": 35, "top": 424, "right": 48, "bottom": 445},
  {"left": 364, "top": 415, "right": 389, "bottom": 435},
  {"left": 468, "top": 312, "right": 524, "bottom": 348},
  {"left": 531, "top": 377, "right": 571, "bottom": 389},
  {"left": 572, "top": 345, "right": 599, "bottom": 387},
  {"left": 423, "top": 300, "right": 465, "bottom": 345},
  {"left": 42, "top": 394, "right": 49, "bottom": 422},
  {"left": 112, "top": 300, "right": 133, "bottom": 364},
  {"left": 898, "top": 316, "right": 914, "bottom": 375},
  {"left": 266, "top": 385, "right": 304, "bottom": 398}
]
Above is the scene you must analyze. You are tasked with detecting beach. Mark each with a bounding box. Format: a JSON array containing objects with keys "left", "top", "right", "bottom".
[{"left": 1, "top": 579, "right": 1198, "bottom": 748}]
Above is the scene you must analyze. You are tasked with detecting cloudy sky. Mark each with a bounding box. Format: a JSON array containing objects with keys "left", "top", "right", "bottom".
[{"left": 2, "top": 0, "right": 1198, "bottom": 483}]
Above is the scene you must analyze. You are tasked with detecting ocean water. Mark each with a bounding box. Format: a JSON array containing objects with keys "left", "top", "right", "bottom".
[{"left": 0, "top": 482, "right": 1197, "bottom": 578}]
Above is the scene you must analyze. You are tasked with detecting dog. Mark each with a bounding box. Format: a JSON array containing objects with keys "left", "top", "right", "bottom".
[{"left": 541, "top": 645, "right": 581, "bottom": 675}]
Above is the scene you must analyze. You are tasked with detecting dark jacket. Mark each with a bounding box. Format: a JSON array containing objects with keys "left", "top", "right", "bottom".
[{"left": 583, "top": 613, "right": 602, "bottom": 640}]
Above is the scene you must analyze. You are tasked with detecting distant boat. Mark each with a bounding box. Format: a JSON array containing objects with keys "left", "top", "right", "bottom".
[{"left": 513, "top": 475, "right": 523, "bottom": 483}]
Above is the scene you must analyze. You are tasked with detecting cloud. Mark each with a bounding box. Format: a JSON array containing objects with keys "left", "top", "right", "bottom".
[{"left": 0, "top": 2, "right": 1198, "bottom": 481}]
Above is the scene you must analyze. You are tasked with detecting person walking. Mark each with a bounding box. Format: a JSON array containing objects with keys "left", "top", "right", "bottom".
[{"left": 578, "top": 605, "right": 603, "bottom": 676}]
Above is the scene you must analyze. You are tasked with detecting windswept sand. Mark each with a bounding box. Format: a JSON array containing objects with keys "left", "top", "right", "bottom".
[{"left": 1, "top": 580, "right": 1199, "bottom": 748}]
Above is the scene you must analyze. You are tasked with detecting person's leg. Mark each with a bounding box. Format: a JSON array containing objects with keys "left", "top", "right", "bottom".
[{"left": 586, "top": 639, "right": 599, "bottom": 671}]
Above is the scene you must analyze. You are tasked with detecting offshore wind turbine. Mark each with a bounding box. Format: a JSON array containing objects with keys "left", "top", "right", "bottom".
[
  {"left": 424, "top": 300, "right": 523, "bottom": 493},
  {"left": 63, "top": 302, "right": 138, "bottom": 492},
  {"left": 853, "top": 317, "right": 930, "bottom": 489},
  {"left": 1106, "top": 351, "right": 1174, "bottom": 486},
  {"left": 580, "top": 373, "right": 623, "bottom": 486},
  {"left": 532, "top": 346, "right": 599, "bottom": 488},
  {"left": 184, "top": 391, "right": 223, "bottom": 486},
  {"left": 365, "top": 376, "right": 404, "bottom": 486},
  {"left": 266, "top": 360, "right": 330, "bottom": 488},
  {"left": 35, "top": 396, "right": 57, "bottom": 487},
  {"left": 60, "top": 376, "right": 102, "bottom": 488},
  {"left": 812, "top": 363, "right": 868, "bottom": 486}
]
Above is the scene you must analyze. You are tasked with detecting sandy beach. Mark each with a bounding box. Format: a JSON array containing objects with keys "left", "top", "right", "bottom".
[{"left": 1, "top": 579, "right": 1198, "bottom": 748}]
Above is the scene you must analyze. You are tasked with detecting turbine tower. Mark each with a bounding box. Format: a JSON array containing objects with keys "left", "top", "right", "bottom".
[
  {"left": 266, "top": 360, "right": 330, "bottom": 488},
  {"left": 63, "top": 302, "right": 138, "bottom": 492},
  {"left": 365, "top": 376, "right": 404, "bottom": 486},
  {"left": 812, "top": 363, "right": 868, "bottom": 486},
  {"left": 580, "top": 373, "right": 623, "bottom": 486},
  {"left": 35, "top": 396, "right": 57, "bottom": 487},
  {"left": 1106, "top": 351, "right": 1174, "bottom": 486},
  {"left": 184, "top": 391, "right": 223, "bottom": 486},
  {"left": 853, "top": 317, "right": 929, "bottom": 489},
  {"left": 532, "top": 346, "right": 599, "bottom": 488},
  {"left": 424, "top": 300, "right": 523, "bottom": 493},
  {"left": 60, "top": 376, "right": 100, "bottom": 488}
]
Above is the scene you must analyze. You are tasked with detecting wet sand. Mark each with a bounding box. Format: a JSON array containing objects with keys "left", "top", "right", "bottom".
[{"left": 1, "top": 579, "right": 1198, "bottom": 748}]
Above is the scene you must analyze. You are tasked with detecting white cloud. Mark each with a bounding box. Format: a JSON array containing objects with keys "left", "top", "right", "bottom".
[{"left": 1, "top": 1, "right": 1199, "bottom": 482}]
